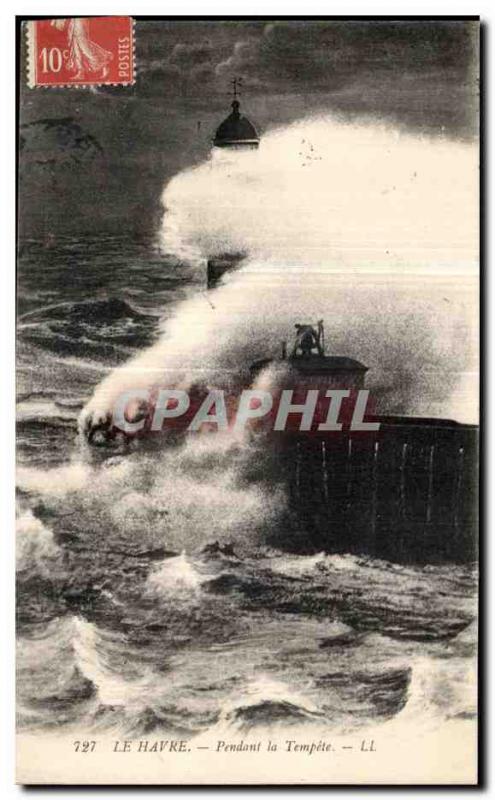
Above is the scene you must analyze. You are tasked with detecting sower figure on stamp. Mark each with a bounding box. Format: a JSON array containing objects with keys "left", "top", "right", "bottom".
[{"left": 51, "top": 19, "right": 113, "bottom": 80}]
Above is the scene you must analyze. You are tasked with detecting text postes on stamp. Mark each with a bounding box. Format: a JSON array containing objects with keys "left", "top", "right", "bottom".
[{"left": 27, "top": 17, "right": 134, "bottom": 88}]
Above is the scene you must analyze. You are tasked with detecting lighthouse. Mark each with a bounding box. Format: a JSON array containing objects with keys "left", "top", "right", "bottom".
[
  {"left": 213, "top": 78, "right": 259, "bottom": 150},
  {"left": 206, "top": 79, "right": 259, "bottom": 287},
  {"left": 250, "top": 321, "right": 369, "bottom": 389}
]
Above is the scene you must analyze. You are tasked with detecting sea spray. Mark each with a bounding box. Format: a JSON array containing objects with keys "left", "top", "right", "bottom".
[
  {"left": 81, "top": 115, "right": 478, "bottom": 429},
  {"left": 19, "top": 430, "right": 286, "bottom": 556},
  {"left": 160, "top": 116, "right": 477, "bottom": 274},
  {"left": 146, "top": 552, "right": 213, "bottom": 598},
  {"left": 16, "top": 508, "right": 61, "bottom": 578}
]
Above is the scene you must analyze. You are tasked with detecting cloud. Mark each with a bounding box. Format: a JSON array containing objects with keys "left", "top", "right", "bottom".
[
  {"left": 117, "top": 20, "right": 477, "bottom": 138},
  {"left": 189, "top": 62, "right": 216, "bottom": 86},
  {"left": 137, "top": 64, "right": 183, "bottom": 97},
  {"left": 169, "top": 40, "right": 214, "bottom": 68},
  {"left": 137, "top": 38, "right": 219, "bottom": 96},
  {"left": 215, "top": 39, "right": 259, "bottom": 75},
  {"left": 260, "top": 21, "right": 477, "bottom": 86}
]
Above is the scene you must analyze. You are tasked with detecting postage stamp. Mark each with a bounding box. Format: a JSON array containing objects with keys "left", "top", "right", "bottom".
[{"left": 27, "top": 17, "right": 134, "bottom": 88}]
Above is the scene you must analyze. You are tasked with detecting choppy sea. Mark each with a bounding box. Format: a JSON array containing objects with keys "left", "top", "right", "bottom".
[{"left": 16, "top": 234, "right": 477, "bottom": 740}]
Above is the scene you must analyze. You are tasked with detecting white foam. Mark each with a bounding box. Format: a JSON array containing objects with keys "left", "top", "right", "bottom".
[
  {"left": 160, "top": 116, "right": 478, "bottom": 276},
  {"left": 17, "top": 463, "right": 91, "bottom": 497},
  {"left": 146, "top": 552, "right": 213, "bottom": 597},
  {"left": 82, "top": 116, "right": 478, "bottom": 426},
  {"left": 16, "top": 509, "right": 60, "bottom": 576}
]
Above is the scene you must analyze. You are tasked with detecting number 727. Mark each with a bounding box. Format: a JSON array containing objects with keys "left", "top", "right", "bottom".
[{"left": 73, "top": 740, "right": 97, "bottom": 753}]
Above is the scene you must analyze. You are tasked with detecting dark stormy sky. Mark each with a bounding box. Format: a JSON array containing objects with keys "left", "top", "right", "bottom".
[{"left": 18, "top": 19, "right": 479, "bottom": 237}]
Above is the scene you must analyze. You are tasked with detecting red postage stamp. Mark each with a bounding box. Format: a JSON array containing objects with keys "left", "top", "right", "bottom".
[{"left": 27, "top": 17, "right": 134, "bottom": 87}]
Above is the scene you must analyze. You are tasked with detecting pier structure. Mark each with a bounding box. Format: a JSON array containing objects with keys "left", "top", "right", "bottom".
[
  {"left": 273, "top": 418, "right": 478, "bottom": 563},
  {"left": 252, "top": 320, "right": 478, "bottom": 563}
]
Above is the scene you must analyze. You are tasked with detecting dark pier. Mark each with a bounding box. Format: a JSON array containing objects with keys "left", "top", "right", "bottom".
[{"left": 272, "top": 417, "right": 478, "bottom": 564}]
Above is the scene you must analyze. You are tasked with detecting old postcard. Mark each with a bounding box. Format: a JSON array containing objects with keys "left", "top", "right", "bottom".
[{"left": 16, "top": 16, "right": 480, "bottom": 785}]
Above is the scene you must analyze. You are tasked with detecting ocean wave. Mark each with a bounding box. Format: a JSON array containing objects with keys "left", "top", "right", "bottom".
[
  {"left": 17, "top": 397, "right": 81, "bottom": 425},
  {"left": 19, "top": 297, "right": 152, "bottom": 326},
  {"left": 17, "top": 616, "right": 97, "bottom": 729},
  {"left": 16, "top": 508, "right": 61, "bottom": 579},
  {"left": 17, "top": 463, "right": 92, "bottom": 498},
  {"left": 392, "top": 646, "right": 477, "bottom": 726},
  {"left": 225, "top": 699, "right": 324, "bottom": 730},
  {"left": 18, "top": 297, "right": 158, "bottom": 364},
  {"left": 72, "top": 617, "right": 150, "bottom": 708},
  {"left": 146, "top": 552, "right": 215, "bottom": 598}
]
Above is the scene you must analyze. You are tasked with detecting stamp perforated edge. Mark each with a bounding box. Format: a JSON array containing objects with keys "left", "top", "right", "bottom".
[
  {"left": 26, "top": 21, "right": 36, "bottom": 89},
  {"left": 25, "top": 17, "right": 136, "bottom": 89}
]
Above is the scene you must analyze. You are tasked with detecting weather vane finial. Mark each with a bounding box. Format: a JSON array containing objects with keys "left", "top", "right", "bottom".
[{"left": 231, "top": 77, "right": 243, "bottom": 99}]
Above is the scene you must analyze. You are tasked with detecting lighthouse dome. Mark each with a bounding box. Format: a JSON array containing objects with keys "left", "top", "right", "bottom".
[{"left": 213, "top": 100, "right": 259, "bottom": 149}]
